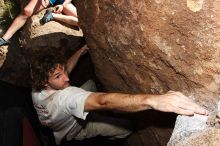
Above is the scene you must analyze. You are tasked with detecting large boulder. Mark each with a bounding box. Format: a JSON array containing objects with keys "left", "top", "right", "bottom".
[
  {"left": 74, "top": 0, "right": 220, "bottom": 145},
  {"left": 75, "top": 0, "right": 220, "bottom": 107}
]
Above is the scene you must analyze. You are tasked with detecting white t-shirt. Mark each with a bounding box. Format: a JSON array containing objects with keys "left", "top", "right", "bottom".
[{"left": 32, "top": 86, "right": 92, "bottom": 145}]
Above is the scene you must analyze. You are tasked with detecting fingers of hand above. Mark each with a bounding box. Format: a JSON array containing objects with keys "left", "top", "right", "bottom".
[
  {"left": 166, "top": 101, "right": 200, "bottom": 116},
  {"left": 175, "top": 99, "right": 209, "bottom": 116},
  {"left": 79, "top": 47, "right": 89, "bottom": 55},
  {"left": 81, "top": 49, "right": 88, "bottom": 55},
  {"left": 179, "top": 97, "right": 208, "bottom": 115},
  {"left": 82, "top": 45, "right": 89, "bottom": 50},
  {"left": 54, "top": 5, "right": 63, "bottom": 13},
  {"left": 158, "top": 102, "right": 194, "bottom": 115},
  {"left": 41, "top": 0, "right": 48, "bottom": 8},
  {"left": 173, "top": 107, "right": 195, "bottom": 116},
  {"left": 81, "top": 46, "right": 88, "bottom": 52},
  {"left": 194, "top": 106, "right": 209, "bottom": 115},
  {"left": 163, "top": 91, "right": 209, "bottom": 115},
  {"left": 42, "top": 3, "right": 47, "bottom": 8}
]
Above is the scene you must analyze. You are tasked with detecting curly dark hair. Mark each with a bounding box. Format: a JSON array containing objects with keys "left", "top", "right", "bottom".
[{"left": 30, "top": 48, "right": 66, "bottom": 91}]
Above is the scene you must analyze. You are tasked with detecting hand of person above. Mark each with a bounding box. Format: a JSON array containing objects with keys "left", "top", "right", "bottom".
[
  {"left": 148, "top": 91, "right": 209, "bottom": 116},
  {"left": 54, "top": 4, "right": 64, "bottom": 13},
  {"left": 78, "top": 45, "right": 89, "bottom": 56},
  {"left": 41, "top": 0, "right": 50, "bottom": 8}
]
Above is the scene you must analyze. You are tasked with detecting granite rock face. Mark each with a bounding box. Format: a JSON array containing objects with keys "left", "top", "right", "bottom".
[
  {"left": 75, "top": 0, "right": 220, "bottom": 108},
  {"left": 75, "top": 0, "right": 220, "bottom": 145}
]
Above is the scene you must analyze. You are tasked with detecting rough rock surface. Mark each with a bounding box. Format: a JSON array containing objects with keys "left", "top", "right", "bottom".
[
  {"left": 75, "top": 0, "right": 220, "bottom": 107},
  {"left": 169, "top": 101, "right": 220, "bottom": 145},
  {"left": 74, "top": 0, "right": 220, "bottom": 145},
  {"left": 181, "top": 128, "right": 220, "bottom": 146},
  {"left": 168, "top": 103, "right": 220, "bottom": 146},
  {"left": 171, "top": 115, "right": 220, "bottom": 146}
]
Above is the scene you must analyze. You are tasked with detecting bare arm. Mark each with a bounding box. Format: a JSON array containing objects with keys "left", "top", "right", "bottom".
[
  {"left": 85, "top": 91, "right": 209, "bottom": 116},
  {"left": 66, "top": 45, "right": 88, "bottom": 74},
  {"left": 85, "top": 92, "right": 152, "bottom": 112}
]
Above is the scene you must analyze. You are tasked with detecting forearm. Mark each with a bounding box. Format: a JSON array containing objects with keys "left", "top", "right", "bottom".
[
  {"left": 66, "top": 45, "right": 88, "bottom": 73},
  {"left": 85, "top": 92, "right": 153, "bottom": 112},
  {"left": 66, "top": 51, "right": 81, "bottom": 74}
]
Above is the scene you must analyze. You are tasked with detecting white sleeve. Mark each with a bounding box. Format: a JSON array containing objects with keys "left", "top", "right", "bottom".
[{"left": 55, "top": 87, "right": 92, "bottom": 120}]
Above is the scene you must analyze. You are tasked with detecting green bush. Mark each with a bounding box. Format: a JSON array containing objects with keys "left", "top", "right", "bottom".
[{"left": 0, "top": 0, "right": 20, "bottom": 27}]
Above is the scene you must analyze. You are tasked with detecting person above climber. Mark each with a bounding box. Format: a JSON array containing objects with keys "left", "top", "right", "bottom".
[
  {"left": 0, "top": 0, "right": 78, "bottom": 47},
  {"left": 31, "top": 45, "right": 209, "bottom": 145},
  {"left": 40, "top": 0, "right": 78, "bottom": 26}
]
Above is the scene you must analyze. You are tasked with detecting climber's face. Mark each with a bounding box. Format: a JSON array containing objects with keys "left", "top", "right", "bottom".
[{"left": 46, "top": 64, "right": 70, "bottom": 90}]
